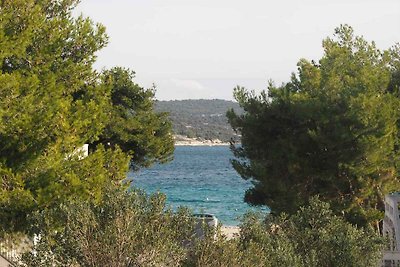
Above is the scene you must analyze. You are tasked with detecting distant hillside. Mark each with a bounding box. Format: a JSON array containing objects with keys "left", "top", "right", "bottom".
[{"left": 155, "top": 99, "right": 242, "bottom": 142}]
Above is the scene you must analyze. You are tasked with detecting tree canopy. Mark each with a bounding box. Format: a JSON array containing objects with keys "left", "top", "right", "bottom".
[
  {"left": 227, "top": 25, "right": 400, "bottom": 227},
  {"left": 0, "top": 0, "right": 173, "bottom": 234},
  {"left": 92, "top": 67, "right": 174, "bottom": 170}
]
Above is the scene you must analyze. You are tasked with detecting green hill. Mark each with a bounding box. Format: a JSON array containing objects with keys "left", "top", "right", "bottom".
[{"left": 155, "top": 99, "right": 242, "bottom": 142}]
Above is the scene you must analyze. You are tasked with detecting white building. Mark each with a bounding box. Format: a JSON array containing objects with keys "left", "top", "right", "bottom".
[{"left": 382, "top": 192, "right": 400, "bottom": 266}]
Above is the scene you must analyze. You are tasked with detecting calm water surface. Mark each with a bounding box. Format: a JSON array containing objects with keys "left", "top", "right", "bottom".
[{"left": 128, "top": 146, "right": 268, "bottom": 225}]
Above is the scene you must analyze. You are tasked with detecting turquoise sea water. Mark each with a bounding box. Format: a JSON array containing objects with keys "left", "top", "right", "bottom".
[{"left": 128, "top": 146, "right": 268, "bottom": 225}]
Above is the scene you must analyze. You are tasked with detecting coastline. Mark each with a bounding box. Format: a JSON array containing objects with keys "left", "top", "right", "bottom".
[
  {"left": 174, "top": 135, "right": 230, "bottom": 146},
  {"left": 175, "top": 142, "right": 230, "bottom": 146}
]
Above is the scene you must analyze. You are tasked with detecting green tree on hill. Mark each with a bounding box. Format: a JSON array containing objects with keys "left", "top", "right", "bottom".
[{"left": 227, "top": 25, "right": 400, "bottom": 227}]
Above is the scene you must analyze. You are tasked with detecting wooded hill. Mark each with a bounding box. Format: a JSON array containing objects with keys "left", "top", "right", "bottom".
[{"left": 155, "top": 99, "right": 242, "bottom": 142}]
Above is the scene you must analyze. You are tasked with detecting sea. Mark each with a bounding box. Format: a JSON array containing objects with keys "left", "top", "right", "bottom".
[{"left": 128, "top": 145, "right": 269, "bottom": 226}]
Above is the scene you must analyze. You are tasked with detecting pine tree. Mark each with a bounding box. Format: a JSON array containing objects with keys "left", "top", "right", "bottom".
[
  {"left": 228, "top": 25, "right": 400, "bottom": 227},
  {"left": 92, "top": 67, "right": 174, "bottom": 170},
  {"left": 0, "top": 0, "right": 130, "bottom": 234}
]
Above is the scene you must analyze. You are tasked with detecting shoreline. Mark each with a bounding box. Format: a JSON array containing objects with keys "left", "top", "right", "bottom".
[
  {"left": 173, "top": 135, "right": 230, "bottom": 146},
  {"left": 175, "top": 142, "right": 230, "bottom": 146}
]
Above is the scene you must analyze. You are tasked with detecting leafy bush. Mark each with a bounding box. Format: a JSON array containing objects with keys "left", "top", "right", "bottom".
[
  {"left": 185, "top": 197, "right": 383, "bottom": 267},
  {"left": 19, "top": 188, "right": 195, "bottom": 267},
  {"left": 237, "top": 197, "right": 384, "bottom": 267},
  {"left": 183, "top": 226, "right": 243, "bottom": 267},
  {"left": 19, "top": 193, "right": 383, "bottom": 267}
]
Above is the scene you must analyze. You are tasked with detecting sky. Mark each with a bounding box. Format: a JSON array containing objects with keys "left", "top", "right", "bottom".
[{"left": 75, "top": 0, "right": 400, "bottom": 101}]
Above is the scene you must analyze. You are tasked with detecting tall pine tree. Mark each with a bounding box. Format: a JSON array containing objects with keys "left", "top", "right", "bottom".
[
  {"left": 228, "top": 25, "right": 400, "bottom": 227},
  {"left": 0, "top": 0, "right": 131, "bottom": 234}
]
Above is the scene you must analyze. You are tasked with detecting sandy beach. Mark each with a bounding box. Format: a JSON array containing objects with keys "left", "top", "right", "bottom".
[{"left": 221, "top": 226, "right": 240, "bottom": 240}]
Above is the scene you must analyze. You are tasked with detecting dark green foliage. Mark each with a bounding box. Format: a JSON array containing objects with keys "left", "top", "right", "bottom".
[
  {"left": 227, "top": 25, "right": 400, "bottom": 226},
  {"left": 155, "top": 99, "right": 242, "bottom": 142},
  {"left": 92, "top": 67, "right": 174, "bottom": 169},
  {"left": 388, "top": 44, "right": 400, "bottom": 95}
]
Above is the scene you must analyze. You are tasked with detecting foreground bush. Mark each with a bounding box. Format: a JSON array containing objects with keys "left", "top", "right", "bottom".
[
  {"left": 185, "top": 197, "right": 384, "bottom": 267},
  {"left": 238, "top": 197, "right": 384, "bottom": 267},
  {"left": 19, "top": 193, "right": 383, "bottom": 267},
  {"left": 19, "top": 188, "right": 195, "bottom": 267}
]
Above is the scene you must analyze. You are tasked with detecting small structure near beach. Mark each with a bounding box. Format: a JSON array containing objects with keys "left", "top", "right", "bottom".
[
  {"left": 193, "top": 213, "right": 218, "bottom": 239},
  {"left": 382, "top": 192, "right": 400, "bottom": 266}
]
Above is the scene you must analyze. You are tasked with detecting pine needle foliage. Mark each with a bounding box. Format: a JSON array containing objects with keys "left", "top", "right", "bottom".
[{"left": 227, "top": 25, "right": 400, "bottom": 227}]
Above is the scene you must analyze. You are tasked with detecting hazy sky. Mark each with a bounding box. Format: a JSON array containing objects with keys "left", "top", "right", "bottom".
[{"left": 76, "top": 0, "right": 400, "bottom": 100}]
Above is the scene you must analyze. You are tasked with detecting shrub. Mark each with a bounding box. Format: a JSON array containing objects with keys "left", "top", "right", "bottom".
[
  {"left": 19, "top": 194, "right": 383, "bottom": 267},
  {"left": 19, "top": 187, "right": 195, "bottom": 267},
  {"left": 238, "top": 197, "right": 384, "bottom": 267}
]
